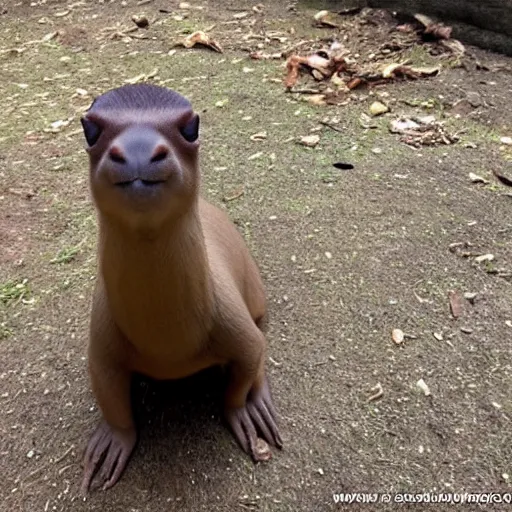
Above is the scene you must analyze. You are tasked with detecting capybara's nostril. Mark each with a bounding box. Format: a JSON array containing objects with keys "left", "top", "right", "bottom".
[
  {"left": 150, "top": 145, "right": 169, "bottom": 163},
  {"left": 109, "top": 147, "right": 126, "bottom": 164}
]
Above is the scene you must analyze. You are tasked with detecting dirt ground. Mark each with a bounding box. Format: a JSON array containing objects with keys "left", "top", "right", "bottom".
[{"left": 1, "top": 1, "right": 511, "bottom": 511}]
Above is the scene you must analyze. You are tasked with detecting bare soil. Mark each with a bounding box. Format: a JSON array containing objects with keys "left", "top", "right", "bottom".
[{"left": 1, "top": 1, "right": 511, "bottom": 511}]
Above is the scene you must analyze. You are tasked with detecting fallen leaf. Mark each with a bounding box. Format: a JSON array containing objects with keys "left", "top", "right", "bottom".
[
  {"left": 181, "top": 31, "right": 223, "bottom": 53},
  {"left": 249, "top": 50, "right": 283, "bottom": 60},
  {"left": 369, "top": 101, "right": 389, "bottom": 116},
  {"left": 416, "top": 378, "right": 431, "bottom": 396},
  {"left": 305, "top": 94, "right": 327, "bottom": 106},
  {"left": 284, "top": 41, "right": 346, "bottom": 88},
  {"left": 382, "top": 63, "right": 440, "bottom": 79},
  {"left": 313, "top": 10, "right": 339, "bottom": 28},
  {"left": 441, "top": 39, "right": 465, "bottom": 56},
  {"left": 178, "top": 2, "right": 203, "bottom": 8},
  {"left": 424, "top": 22, "right": 452, "bottom": 40},
  {"left": 367, "top": 382, "right": 383, "bottom": 402},
  {"left": 414, "top": 14, "right": 452, "bottom": 40},
  {"left": 448, "top": 290, "right": 462, "bottom": 318},
  {"left": 469, "top": 172, "right": 489, "bottom": 184},
  {"left": 299, "top": 135, "right": 320, "bottom": 147},
  {"left": 250, "top": 131, "right": 267, "bottom": 141},
  {"left": 475, "top": 254, "right": 494, "bottom": 263},
  {"left": 223, "top": 188, "right": 244, "bottom": 202},
  {"left": 347, "top": 77, "right": 362, "bottom": 90},
  {"left": 392, "top": 328, "right": 404, "bottom": 345},
  {"left": 463, "top": 292, "right": 477, "bottom": 304}
]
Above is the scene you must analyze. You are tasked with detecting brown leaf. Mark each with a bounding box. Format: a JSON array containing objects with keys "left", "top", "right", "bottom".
[
  {"left": 313, "top": 10, "right": 339, "bottom": 28},
  {"left": 347, "top": 77, "right": 362, "bottom": 89},
  {"left": 448, "top": 290, "right": 462, "bottom": 318},
  {"left": 424, "top": 22, "right": 452, "bottom": 40},
  {"left": 181, "top": 31, "right": 223, "bottom": 53}
]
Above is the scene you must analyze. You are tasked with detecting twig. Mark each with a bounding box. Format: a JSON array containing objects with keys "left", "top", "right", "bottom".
[
  {"left": 223, "top": 189, "right": 244, "bottom": 202},
  {"left": 320, "top": 121, "right": 344, "bottom": 133}
]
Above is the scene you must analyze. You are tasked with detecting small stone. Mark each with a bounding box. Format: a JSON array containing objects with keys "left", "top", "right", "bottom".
[
  {"left": 369, "top": 101, "right": 389, "bottom": 116},
  {"left": 317, "top": 468, "right": 324, "bottom": 475},
  {"left": 392, "top": 328, "right": 404, "bottom": 345},
  {"left": 325, "top": 251, "right": 332, "bottom": 259},
  {"left": 27, "top": 450, "right": 35, "bottom": 458},
  {"left": 460, "top": 327, "right": 473, "bottom": 334},
  {"left": 433, "top": 332, "right": 443, "bottom": 341},
  {"left": 466, "top": 91, "right": 482, "bottom": 107},
  {"left": 299, "top": 135, "right": 320, "bottom": 147},
  {"left": 503, "top": 473, "right": 510, "bottom": 482},
  {"left": 500, "top": 136, "right": 512, "bottom": 145},
  {"left": 254, "top": 438, "right": 272, "bottom": 461},
  {"left": 416, "top": 378, "right": 431, "bottom": 396}
]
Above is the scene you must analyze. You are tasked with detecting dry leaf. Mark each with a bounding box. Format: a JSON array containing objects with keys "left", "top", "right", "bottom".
[
  {"left": 181, "top": 31, "right": 223, "bottom": 53},
  {"left": 392, "top": 328, "right": 404, "bottom": 345},
  {"left": 448, "top": 290, "right": 462, "bottom": 318},
  {"left": 250, "top": 131, "right": 267, "bottom": 141},
  {"left": 367, "top": 382, "right": 383, "bottom": 402},
  {"left": 469, "top": 172, "right": 488, "bottom": 184},
  {"left": 299, "top": 135, "right": 320, "bottom": 147},
  {"left": 313, "top": 10, "right": 339, "bottom": 28},
  {"left": 306, "top": 94, "right": 327, "bottom": 106},
  {"left": 441, "top": 39, "right": 465, "bottom": 56},
  {"left": 424, "top": 22, "right": 452, "bottom": 40},
  {"left": 475, "top": 254, "right": 494, "bottom": 263},
  {"left": 178, "top": 2, "right": 203, "bottom": 9},
  {"left": 250, "top": 50, "right": 283, "bottom": 60},
  {"left": 347, "top": 77, "right": 362, "bottom": 90}
]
